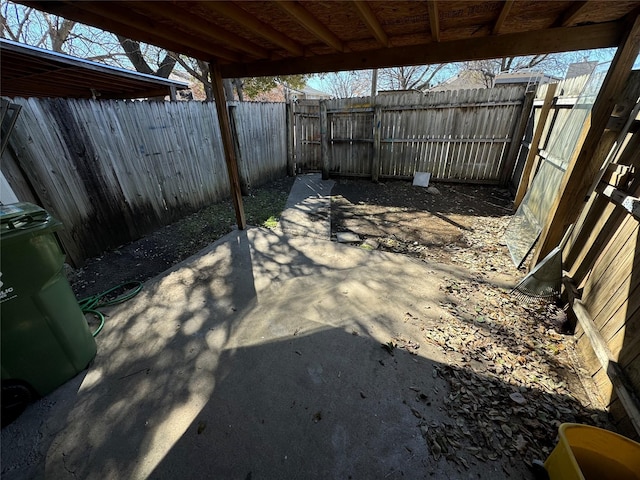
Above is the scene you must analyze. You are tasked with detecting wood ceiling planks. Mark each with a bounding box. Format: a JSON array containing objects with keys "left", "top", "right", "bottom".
[{"left": 16, "top": 1, "right": 640, "bottom": 77}]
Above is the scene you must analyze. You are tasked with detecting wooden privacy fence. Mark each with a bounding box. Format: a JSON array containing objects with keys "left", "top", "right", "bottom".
[
  {"left": 507, "top": 69, "right": 640, "bottom": 436},
  {"left": 510, "top": 73, "right": 594, "bottom": 199},
  {"left": 2, "top": 98, "right": 287, "bottom": 265},
  {"left": 505, "top": 72, "right": 604, "bottom": 267},
  {"left": 293, "top": 86, "right": 529, "bottom": 184}
]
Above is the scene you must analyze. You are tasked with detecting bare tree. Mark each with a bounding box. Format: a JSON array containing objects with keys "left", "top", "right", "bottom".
[
  {"left": 2, "top": 3, "right": 74, "bottom": 52},
  {"left": 117, "top": 35, "right": 176, "bottom": 79},
  {"left": 462, "top": 50, "right": 616, "bottom": 86},
  {"left": 173, "top": 56, "right": 214, "bottom": 101},
  {"left": 1, "top": 2, "right": 125, "bottom": 62},
  {"left": 1, "top": 2, "right": 34, "bottom": 42},
  {"left": 378, "top": 65, "right": 446, "bottom": 91},
  {"left": 316, "top": 71, "right": 369, "bottom": 98},
  {"left": 2, "top": 2, "right": 177, "bottom": 79},
  {"left": 43, "top": 12, "right": 74, "bottom": 52},
  {"left": 173, "top": 54, "right": 308, "bottom": 102}
]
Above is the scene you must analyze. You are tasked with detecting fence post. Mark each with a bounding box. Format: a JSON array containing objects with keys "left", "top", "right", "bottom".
[
  {"left": 228, "top": 104, "right": 250, "bottom": 196},
  {"left": 500, "top": 91, "right": 535, "bottom": 187},
  {"left": 320, "top": 100, "right": 330, "bottom": 180},
  {"left": 286, "top": 101, "right": 295, "bottom": 177},
  {"left": 371, "top": 103, "right": 382, "bottom": 182}
]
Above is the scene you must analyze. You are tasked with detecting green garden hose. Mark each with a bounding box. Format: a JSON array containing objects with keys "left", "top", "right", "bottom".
[{"left": 78, "top": 281, "right": 143, "bottom": 337}]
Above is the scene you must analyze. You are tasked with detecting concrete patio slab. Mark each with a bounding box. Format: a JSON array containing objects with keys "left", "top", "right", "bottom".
[
  {"left": 2, "top": 173, "right": 533, "bottom": 479},
  {"left": 2, "top": 226, "right": 523, "bottom": 479},
  {"left": 279, "top": 173, "right": 334, "bottom": 239}
]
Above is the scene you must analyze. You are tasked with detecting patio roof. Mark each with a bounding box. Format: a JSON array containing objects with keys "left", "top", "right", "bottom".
[
  {"left": 0, "top": 38, "right": 189, "bottom": 100},
  {"left": 18, "top": 1, "right": 640, "bottom": 78}
]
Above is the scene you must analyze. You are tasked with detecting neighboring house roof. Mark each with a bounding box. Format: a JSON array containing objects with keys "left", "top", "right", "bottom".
[
  {"left": 297, "top": 86, "right": 332, "bottom": 99},
  {"left": 493, "top": 71, "right": 560, "bottom": 86},
  {"left": 249, "top": 84, "right": 332, "bottom": 102},
  {"left": 0, "top": 38, "right": 189, "bottom": 100},
  {"left": 565, "top": 61, "right": 599, "bottom": 79},
  {"left": 428, "top": 70, "right": 488, "bottom": 91}
]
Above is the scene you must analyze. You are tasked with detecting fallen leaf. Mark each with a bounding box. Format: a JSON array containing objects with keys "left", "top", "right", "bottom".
[
  {"left": 509, "top": 392, "right": 527, "bottom": 405},
  {"left": 197, "top": 420, "right": 207, "bottom": 434}
]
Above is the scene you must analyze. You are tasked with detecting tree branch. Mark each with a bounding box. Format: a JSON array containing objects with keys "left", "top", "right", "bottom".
[{"left": 117, "top": 35, "right": 154, "bottom": 75}]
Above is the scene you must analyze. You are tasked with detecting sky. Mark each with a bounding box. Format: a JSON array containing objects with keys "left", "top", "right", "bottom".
[{"left": 306, "top": 49, "right": 622, "bottom": 95}]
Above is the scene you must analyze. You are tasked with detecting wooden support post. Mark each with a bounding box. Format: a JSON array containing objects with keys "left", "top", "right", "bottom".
[
  {"left": 371, "top": 104, "right": 382, "bottom": 183},
  {"left": 532, "top": 14, "right": 640, "bottom": 266},
  {"left": 228, "top": 104, "right": 250, "bottom": 196},
  {"left": 210, "top": 61, "right": 246, "bottom": 229},
  {"left": 169, "top": 86, "right": 177, "bottom": 101},
  {"left": 500, "top": 91, "right": 535, "bottom": 186},
  {"left": 598, "top": 184, "right": 640, "bottom": 218},
  {"left": 513, "top": 83, "right": 557, "bottom": 208},
  {"left": 286, "top": 101, "right": 295, "bottom": 177},
  {"left": 320, "top": 100, "right": 330, "bottom": 180},
  {"left": 371, "top": 69, "right": 378, "bottom": 98},
  {"left": 571, "top": 298, "right": 640, "bottom": 436},
  {"left": 428, "top": 1, "right": 440, "bottom": 42}
]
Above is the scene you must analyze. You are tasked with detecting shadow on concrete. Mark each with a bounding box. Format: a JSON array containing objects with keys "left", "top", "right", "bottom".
[
  {"left": 331, "top": 180, "right": 513, "bottom": 219},
  {"left": 0, "top": 228, "right": 606, "bottom": 480}
]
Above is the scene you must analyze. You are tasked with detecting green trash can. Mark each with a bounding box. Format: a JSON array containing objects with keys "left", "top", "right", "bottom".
[{"left": 0, "top": 203, "right": 96, "bottom": 419}]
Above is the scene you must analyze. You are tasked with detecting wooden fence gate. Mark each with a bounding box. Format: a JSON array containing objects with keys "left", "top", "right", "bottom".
[{"left": 292, "top": 86, "right": 529, "bottom": 184}]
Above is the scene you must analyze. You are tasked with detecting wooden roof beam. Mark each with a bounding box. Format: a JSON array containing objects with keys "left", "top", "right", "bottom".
[
  {"left": 68, "top": 2, "right": 241, "bottom": 62},
  {"left": 557, "top": 1, "right": 590, "bottom": 27},
  {"left": 131, "top": 2, "right": 268, "bottom": 59},
  {"left": 353, "top": 1, "right": 389, "bottom": 47},
  {"left": 277, "top": 1, "right": 345, "bottom": 52},
  {"left": 202, "top": 2, "right": 304, "bottom": 57},
  {"left": 221, "top": 21, "right": 622, "bottom": 78},
  {"left": 428, "top": 1, "right": 440, "bottom": 42},
  {"left": 493, "top": 0, "right": 515, "bottom": 35}
]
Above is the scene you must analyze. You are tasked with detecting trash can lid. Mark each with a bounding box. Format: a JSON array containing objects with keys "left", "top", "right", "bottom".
[{"left": 0, "top": 202, "right": 62, "bottom": 241}]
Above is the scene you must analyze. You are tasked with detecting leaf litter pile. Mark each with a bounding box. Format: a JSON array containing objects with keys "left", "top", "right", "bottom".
[
  {"left": 417, "top": 277, "right": 610, "bottom": 473},
  {"left": 332, "top": 180, "right": 611, "bottom": 474}
]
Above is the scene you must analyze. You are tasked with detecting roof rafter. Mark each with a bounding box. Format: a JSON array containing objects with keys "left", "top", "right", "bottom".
[
  {"left": 202, "top": 2, "right": 304, "bottom": 56},
  {"left": 428, "top": 1, "right": 440, "bottom": 42},
  {"left": 130, "top": 2, "right": 268, "bottom": 59},
  {"left": 557, "top": 1, "right": 590, "bottom": 27},
  {"left": 69, "top": 1, "right": 240, "bottom": 62},
  {"left": 222, "top": 21, "right": 622, "bottom": 78},
  {"left": 277, "top": 1, "right": 345, "bottom": 52},
  {"left": 17, "top": 0, "right": 640, "bottom": 78},
  {"left": 353, "top": 1, "right": 389, "bottom": 48},
  {"left": 493, "top": 0, "right": 515, "bottom": 35}
]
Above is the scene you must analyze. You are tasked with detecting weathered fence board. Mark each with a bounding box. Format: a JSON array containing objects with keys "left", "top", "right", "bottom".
[
  {"left": 294, "top": 100, "right": 321, "bottom": 172},
  {"left": 232, "top": 102, "right": 287, "bottom": 186},
  {"left": 509, "top": 73, "right": 594, "bottom": 194},
  {"left": 293, "top": 87, "right": 526, "bottom": 183},
  {"left": 2, "top": 98, "right": 287, "bottom": 265}
]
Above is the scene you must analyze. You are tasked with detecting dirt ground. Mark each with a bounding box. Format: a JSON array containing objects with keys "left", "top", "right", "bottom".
[
  {"left": 330, "top": 178, "right": 612, "bottom": 469},
  {"left": 331, "top": 178, "right": 516, "bottom": 273},
  {"left": 69, "top": 176, "right": 294, "bottom": 299},
  {"left": 64, "top": 175, "right": 612, "bottom": 475}
]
